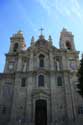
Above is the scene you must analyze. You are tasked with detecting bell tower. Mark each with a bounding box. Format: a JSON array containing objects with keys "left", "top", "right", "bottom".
[
  {"left": 59, "top": 28, "right": 75, "bottom": 51},
  {"left": 9, "top": 31, "right": 26, "bottom": 53},
  {"left": 4, "top": 31, "right": 26, "bottom": 73}
]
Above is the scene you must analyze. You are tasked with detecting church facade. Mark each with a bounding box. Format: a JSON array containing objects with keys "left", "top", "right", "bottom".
[{"left": 0, "top": 28, "right": 83, "bottom": 125}]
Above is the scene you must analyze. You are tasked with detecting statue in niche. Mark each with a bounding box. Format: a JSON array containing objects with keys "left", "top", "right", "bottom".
[
  {"left": 55, "top": 61, "right": 57, "bottom": 70},
  {"left": 56, "top": 61, "right": 60, "bottom": 71},
  {"left": 23, "top": 62, "right": 27, "bottom": 72},
  {"left": 70, "top": 61, "right": 76, "bottom": 70}
]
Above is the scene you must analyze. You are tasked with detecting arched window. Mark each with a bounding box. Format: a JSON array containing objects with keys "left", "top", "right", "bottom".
[
  {"left": 57, "top": 76, "right": 62, "bottom": 86},
  {"left": 66, "top": 41, "right": 72, "bottom": 50},
  {"left": 39, "top": 54, "right": 44, "bottom": 67},
  {"left": 38, "top": 75, "right": 44, "bottom": 87},
  {"left": 13, "top": 43, "right": 18, "bottom": 52},
  {"left": 2, "top": 106, "right": 6, "bottom": 114},
  {"left": 78, "top": 105, "right": 83, "bottom": 114},
  {"left": 21, "top": 78, "right": 26, "bottom": 87}
]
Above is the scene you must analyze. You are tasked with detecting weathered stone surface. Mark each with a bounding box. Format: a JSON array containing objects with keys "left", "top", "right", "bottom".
[{"left": 0, "top": 29, "right": 83, "bottom": 125}]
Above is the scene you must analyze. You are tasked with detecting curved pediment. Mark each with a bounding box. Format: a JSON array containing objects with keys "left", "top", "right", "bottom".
[{"left": 32, "top": 88, "right": 50, "bottom": 97}]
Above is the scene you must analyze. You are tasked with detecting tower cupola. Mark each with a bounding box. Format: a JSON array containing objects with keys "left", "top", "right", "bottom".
[
  {"left": 9, "top": 30, "right": 26, "bottom": 53},
  {"left": 59, "top": 28, "right": 75, "bottom": 51}
]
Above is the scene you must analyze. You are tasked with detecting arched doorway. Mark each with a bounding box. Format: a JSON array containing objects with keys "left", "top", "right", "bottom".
[{"left": 35, "top": 99, "right": 47, "bottom": 125}]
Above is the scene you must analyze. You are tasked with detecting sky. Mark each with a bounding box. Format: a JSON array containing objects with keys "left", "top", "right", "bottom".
[{"left": 0, "top": 0, "right": 83, "bottom": 72}]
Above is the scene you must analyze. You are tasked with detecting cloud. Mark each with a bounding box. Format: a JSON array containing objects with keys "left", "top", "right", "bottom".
[
  {"left": 36, "top": 0, "right": 52, "bottom": 15},
  {"left": 14, "top": 0, "right": 37, "bottom": 32},
  {"left": 36, "top": 0, "right": 83, "bottom": 25}
]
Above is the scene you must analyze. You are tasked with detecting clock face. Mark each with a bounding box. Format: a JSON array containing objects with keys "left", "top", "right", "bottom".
[
  {"left": 70, "top": 62, "right": 76, "bottom": 70},
  {"left": 9, "top": 63, "right": 13, "bottom": 70},
  {"left": 68, "top": 57, "right": 77, "bottom": 70},
  {"left": 3, "top": 85, "right": 13, "bottom": 97}
]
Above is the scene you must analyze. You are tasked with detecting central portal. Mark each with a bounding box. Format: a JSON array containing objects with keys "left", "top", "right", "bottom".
[{"left": 35, "top": 99, "right": 47, "bottom": 125}]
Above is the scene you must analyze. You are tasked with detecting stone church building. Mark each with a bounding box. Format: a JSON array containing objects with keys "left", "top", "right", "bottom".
[{"left": 0, "top": 28, "right": 83, "bottom": 125}]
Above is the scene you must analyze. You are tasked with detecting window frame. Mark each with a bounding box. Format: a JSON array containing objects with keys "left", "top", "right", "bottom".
[
  {"left": 57, "top": 76, "right": 62, "bottom": 86},
  {"left": 78, "top": 105, "right": 83, "bottom": 114},
  {"left": 2, "top": 106, "right": 6, "bottom": 114},
  {"left": 21, "top": 78, "right": 26, "bottom": 87},
  {"left": 39, "top": 54, "right": 45, "bottom": 68},
  {"left": 38, "top": 75, "right": 44, "bottom": 87}
]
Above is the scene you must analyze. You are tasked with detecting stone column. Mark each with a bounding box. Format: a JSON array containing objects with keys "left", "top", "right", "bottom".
[
  {"left": 23, "top": 62, "right": 27, "bottom": 72},
  {"left": 62, "top": 55, "right": 67, "bottom": 70},
  {"left": 29, "top": 52, "right": 33, "bottom": 71},
  {"left": 49, "top": 51, "right": 56, "bottom": 124},
  {"left": 69, "top": 74, "right": 78, "bottom": 122},
  {"left": 64, "top": 72, "right": 74, "bottom": 123},
  {"left": 4, "top": 60, "right": 8, "bottom": 73},
  {"left": 45, "top": 56, "right": 48, "bottom": 69},
  {"left": 49, "top": 51, "right": 54, "bottom": 70},
  {"left": 26, "top": 76, "right": 33, "bottom": 125},
  {"left": 50, "top": 72, "right": 57, "bottom": 125},
  {"left": 56, "top": 61, "right": 60, "bottom": 71},
  {"left": 10, "top": 77, "right": 21, "bottom": 125}
]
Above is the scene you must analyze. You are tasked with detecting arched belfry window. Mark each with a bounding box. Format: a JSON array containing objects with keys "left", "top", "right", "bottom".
[
  {"left": 66, "top": 41, "right": 72, "bottom": 50},
  {"left": 13, "top": 43, "right": 18, "bottom": 52},
  {"left": 39, "top": 54, "right": 45, "bottom": 67},
  {"left": 57, "top": 76, "right": 62, "bottom": 86},
  {"left": 38, "top": 75, "right": 44, "bottom": 87}
]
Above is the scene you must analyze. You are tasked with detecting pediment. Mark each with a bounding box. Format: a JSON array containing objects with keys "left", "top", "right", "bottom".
[{"left": 32, "top": 88, "right": 50, "bottom": 97}]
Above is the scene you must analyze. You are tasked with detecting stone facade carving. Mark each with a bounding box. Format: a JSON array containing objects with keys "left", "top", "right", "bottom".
[{"left": 0, "top": 29, "right": 83, "bottom": 125}]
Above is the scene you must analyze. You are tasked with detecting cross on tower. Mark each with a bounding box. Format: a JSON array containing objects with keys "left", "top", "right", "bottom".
[{"left": 39, "top": 28, "right": 44, "bottom": 35}]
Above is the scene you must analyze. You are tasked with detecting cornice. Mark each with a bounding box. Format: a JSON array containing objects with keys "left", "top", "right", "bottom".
[
  {"left": 32, "top": 88, "right": 50, "bottom": 97},
  {"left": 0, "top": 73, "right": 15, "bottom": 79}
]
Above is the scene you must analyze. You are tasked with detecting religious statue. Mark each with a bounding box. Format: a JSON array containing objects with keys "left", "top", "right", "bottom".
[
  {"left": 23, "top": 62, "right": 27, "bottom": 72},
  {"left": 56, "top": 61, "right": 60, "bottom": 71}
]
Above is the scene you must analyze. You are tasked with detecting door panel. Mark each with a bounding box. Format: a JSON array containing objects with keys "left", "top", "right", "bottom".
[{"left": 35, "top": 100, "right": 47, "bottom": 125}]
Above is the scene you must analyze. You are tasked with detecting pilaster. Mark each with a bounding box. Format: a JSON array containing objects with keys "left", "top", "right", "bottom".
[
  {"left": 29, "top": 52, "right": 34, "bottom": 71},
  {"left": 64, "top": 71, "right": 74, "bottom": 121},
  {"left": 17, "top": 56, "right": 22, "bottom": 71}
]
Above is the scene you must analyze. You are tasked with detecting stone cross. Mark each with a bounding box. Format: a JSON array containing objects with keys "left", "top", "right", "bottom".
[{"left": 39, "top": 28, "right": 44, "bottom": 35}]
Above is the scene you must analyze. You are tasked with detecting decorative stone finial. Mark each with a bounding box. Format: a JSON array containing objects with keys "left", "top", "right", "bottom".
[
  {"left": 22, "top": 43, "right": 26, "bottom": 48},
  {"left": 48, "top": 35, "right": 52, "bottom": 42},
  {"left": 12, "top": 30, "right": 23, "bottom": 38},
  {"left": 38, "top": 27, "right": 45, "bottom": 40},
  {"left": 31, "top": 36, "right": 35, "bottom": 42},
  {"left": 48, "top": 35, "right": 52, "bottom": 45},
  {"left": 62, "top": 28, "right": 67, "bottom": 32},
  {"left": 31, "top": 36, "right": 35, "bottom": 45},
  {"left": 17, "top": 30, "right": 23, "bottom": 35},
  {"left": 62, "top": 28, "right": 72, "bottom": 35},
  {"left": 82, "top": 53, "right": 83, "bottom": 59},
  {"left": 16, "top": 30, "right": 23, "bottom": 36},
  {"left": 39, "top": 28, "right": 44, "bottom": 35},
  {"left": 39, "top": 35, "right": 44, "bottom": 40}
]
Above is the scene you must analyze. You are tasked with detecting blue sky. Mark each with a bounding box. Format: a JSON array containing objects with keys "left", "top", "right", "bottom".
[{"left": 0, "top": 0, "right": 83, "bottom": 72}]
